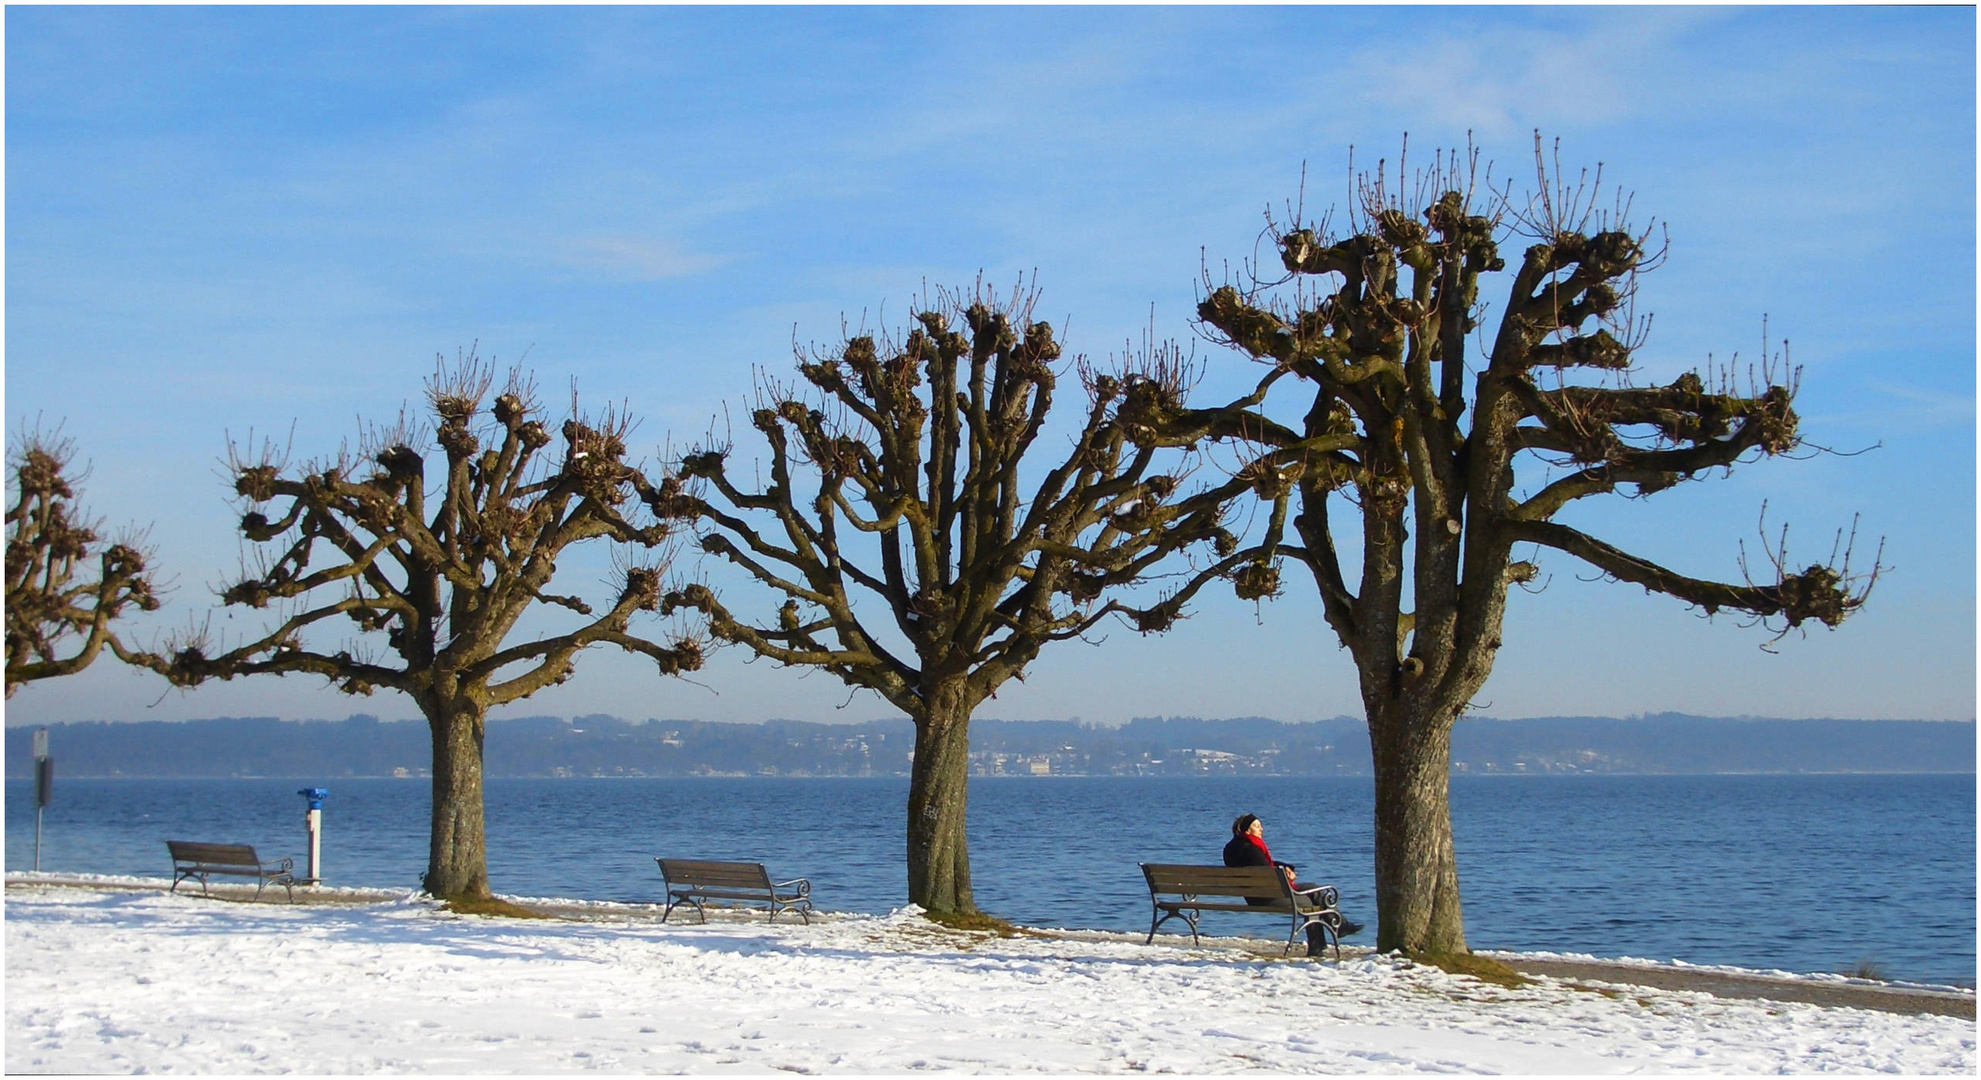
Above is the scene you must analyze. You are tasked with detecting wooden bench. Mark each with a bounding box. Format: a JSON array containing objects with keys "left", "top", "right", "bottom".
[
  {"left": 167, "top": 841, "right": 296, "bottom": 903},
  {"left": 655, "top": 858, "right": 813, "bottom": 924},
  {"left": 1140, "top": 863, "right": 1342, "bottom": 958}
]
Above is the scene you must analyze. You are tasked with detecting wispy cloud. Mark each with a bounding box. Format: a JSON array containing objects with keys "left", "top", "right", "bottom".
[
  {"left": 1809, "top": 380, "right": 1980, "bottom": 434},
  {"left": 1327, "top": 10, "right": 1746, "bottom": 139},
  {"left": 551, "top": 234, "right": 726, "bottom": 281}
]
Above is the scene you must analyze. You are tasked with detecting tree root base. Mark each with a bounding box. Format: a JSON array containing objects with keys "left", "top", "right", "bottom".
[
  {"left": 921, "top": 909, "right": 1021, "bottom": 936},
  {"left": 439, "top": 895, "right": 551, "bottom": 920},
  {"left": 1405, "top": 950, "right": 1530, "bottom": 989}
]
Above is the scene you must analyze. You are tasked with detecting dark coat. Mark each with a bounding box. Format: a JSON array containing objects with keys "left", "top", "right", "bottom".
[{"left": 1222, "top": 835, "right": 1290, "bottom": 906}]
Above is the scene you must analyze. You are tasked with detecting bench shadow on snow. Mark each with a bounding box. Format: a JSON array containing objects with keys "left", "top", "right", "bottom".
[{"left": 56, "top": 887, "right": 1361, "bottom": 975}]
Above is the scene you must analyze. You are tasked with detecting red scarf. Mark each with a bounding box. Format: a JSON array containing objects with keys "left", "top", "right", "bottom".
[{"left": 1245, "top": 833, "right": 1275, "bottom": 865}]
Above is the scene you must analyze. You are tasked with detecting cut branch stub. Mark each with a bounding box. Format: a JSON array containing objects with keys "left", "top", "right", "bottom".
[
  {"left": 1774, "top": 564, "right": 1853, "bottom": 629},
  {"left": 236, "top": 465, "right": 280, "bottom": 502},
  {"left": 1230, "top": 560, "right": 1283, "bottom": 602}
]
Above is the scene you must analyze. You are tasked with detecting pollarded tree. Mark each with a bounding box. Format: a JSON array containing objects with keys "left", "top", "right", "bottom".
[
  {"left": 5, "top": 427, "right": 161, "bottom": 696},
  {"left": 160, "top": 359, "right": 704, "bottom": 902},
  {"left": 669, "top": 285, "right": 1240, "bottom": 919},
  {"left": 1162, "top": 141, "right": 1878, "bottom": 956}
]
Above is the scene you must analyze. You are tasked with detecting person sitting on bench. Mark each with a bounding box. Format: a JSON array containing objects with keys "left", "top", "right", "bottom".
[{"left": 1222, "top": 812, "right": 1362, "bottom": 955}]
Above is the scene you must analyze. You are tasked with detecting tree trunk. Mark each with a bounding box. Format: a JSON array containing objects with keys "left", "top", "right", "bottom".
[
  {"left": 423, "top": 700, "right": 491, "bottom": 901},
  {"left": 1368, "top": 702, "right": 1466, "bottom": 954},
  {"left": 905, "top": 682, "right": 975, "bottom": 916}
]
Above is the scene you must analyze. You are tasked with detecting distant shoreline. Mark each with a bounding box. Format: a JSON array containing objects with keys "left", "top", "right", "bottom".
[
  {"left": 9, "top": 770, "right": 1973, "bottom": 780},
  {"left": 10, "top": 714, "right": 1973, "bottom": 779}
]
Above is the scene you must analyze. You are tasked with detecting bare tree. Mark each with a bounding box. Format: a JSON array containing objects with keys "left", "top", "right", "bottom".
[
  {"left": 668, "top": 284, "right": 1238, "bottom": 919},
  {"left": 159, "top": 358, "right": 704, "bottom": 903},
  {"left": 1163, "top": 139, "right": 1878, "bottom": 956},
  {"left": 5, "top": 427, "right": 161, "bottom": 696}
]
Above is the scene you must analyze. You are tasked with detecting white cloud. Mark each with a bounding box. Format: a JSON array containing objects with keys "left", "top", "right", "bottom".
[
  {"left": 1327, "top": 10, "right": 1732, "bottom": 139},
  {"left": 552, "top": 234, "right": 726, "bottom": 281}
]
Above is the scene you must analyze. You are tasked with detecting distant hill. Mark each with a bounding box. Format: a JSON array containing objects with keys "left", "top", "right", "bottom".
[{"left": 4, "top": 713, "right": 1972, "bottom": 779}]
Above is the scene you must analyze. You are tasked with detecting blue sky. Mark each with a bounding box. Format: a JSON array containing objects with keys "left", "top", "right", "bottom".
[{"left": 6, "top": 6, "right": 1973, "bottom": 727}]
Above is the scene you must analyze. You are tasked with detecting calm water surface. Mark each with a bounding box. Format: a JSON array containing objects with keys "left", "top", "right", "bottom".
[{"left": 6, "top": 774, "right": 1972, "bottom": 986}]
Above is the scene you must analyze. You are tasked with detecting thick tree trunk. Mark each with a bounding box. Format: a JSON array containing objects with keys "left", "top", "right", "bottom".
[
  {"left": 905, "top": 683, "right": 975, "bottom": 916},
  {"left": 1368, "top": 703, "right": 1466, "bottom": 954},
  {"left": 423, "top": 700, "right": 491, "bottom": 901}
]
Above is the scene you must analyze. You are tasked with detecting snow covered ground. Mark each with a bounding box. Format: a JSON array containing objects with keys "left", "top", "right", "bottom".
[{"left": 6, "top": 880, "right": 1974, "bottom": 1074}]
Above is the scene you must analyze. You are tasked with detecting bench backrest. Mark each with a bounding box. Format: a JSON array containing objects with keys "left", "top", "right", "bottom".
[
  {"left": 168, "top": 841, "right": 263, "bottom": 867},
  {"left": 1142, "top": 863, "right": 1290, "bottom": 902},
  {"left": 658, "top": 859, "right": 773, "bottom": 890}
]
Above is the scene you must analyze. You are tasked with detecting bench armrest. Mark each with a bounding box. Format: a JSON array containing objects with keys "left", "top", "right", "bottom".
[
  {"left": 1291, "top": 883, "right": 1338, "bottom": 909},
  {"left": 273, "top": 857, "right": 295, "bottom": 873},
  {"left": 772, "top": 877, "right": 811, "bottom": 898}
]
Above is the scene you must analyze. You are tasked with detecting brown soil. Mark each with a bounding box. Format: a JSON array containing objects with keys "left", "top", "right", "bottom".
[
  {"left": 1499, "top": 956, "right": 1975, "bottom": 1019},
  {"left": 922, "top": 908, "right": 1024, "bottom": 936},
  {"left": 1408, "top": 950, "right": 1530, "bottom": 989},
  {"left": 441, "top": 895, "right": 552, "bottom": 919}
]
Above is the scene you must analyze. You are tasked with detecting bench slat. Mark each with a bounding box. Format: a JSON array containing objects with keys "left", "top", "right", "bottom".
[
  {"left": 659, "top": 860, "right": 773, "bottom": 889},
  {"left": 682, "top": 887, "right": 800, "bottom": 902},
  {"left": 1142, "top": 863, "right": 1286, "bottom": 898},
  {"left": 1157, "top": 899, "right": 1293, "bottom": 914},
  {"left": 168, "top": 841, "right": 264, "bottom": 867}
]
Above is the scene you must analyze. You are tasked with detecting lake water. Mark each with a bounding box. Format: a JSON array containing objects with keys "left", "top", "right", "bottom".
[{"left": 6, "top": 774, "right": 1973, "bottom": 986}]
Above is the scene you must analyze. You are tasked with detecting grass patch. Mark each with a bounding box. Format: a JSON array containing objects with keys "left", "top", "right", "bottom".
[
  {"left": 1406, "top": 950, "right": 1531, "bottom": 989},
  {"left": 922, "top": 909, "right": 1022, "bottom": 937},
  {"left": 1840, "top": 958, "right": 1888, "bottom": 981},
  {"left": 441, "top": 896, "right": 552, "bottom": 920}
]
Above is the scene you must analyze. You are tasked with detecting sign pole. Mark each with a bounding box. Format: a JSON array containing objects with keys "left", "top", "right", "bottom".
[{"left": 31, "top": 728, "right": 51, "bottom": 872}]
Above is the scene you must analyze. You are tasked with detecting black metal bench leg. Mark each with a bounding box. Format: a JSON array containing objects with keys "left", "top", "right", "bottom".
[
  {"left": 1287, "top": 914, "right": 1336, "bottom": 959},
  {"left": 774, "top": 900, "right": 811, "bottom": 925},
  {"left": 1148, "top": 907, "right": 1188, "bottom": 944}
]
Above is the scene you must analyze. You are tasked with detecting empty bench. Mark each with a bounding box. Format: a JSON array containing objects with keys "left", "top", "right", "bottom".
[
  {"left": 167, "top": 841, "right": 296, "bottom": 903},
  {"left": 1140, "top": 863, "right": 1342, "bottom": 958},
  {"left": 656, "top": 858, "right": 813, "bottom": 924}
]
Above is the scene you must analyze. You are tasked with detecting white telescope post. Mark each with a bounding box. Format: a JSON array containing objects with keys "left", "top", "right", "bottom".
[{"left": 297, "top": 788, "right": 328, "bottom": 885}]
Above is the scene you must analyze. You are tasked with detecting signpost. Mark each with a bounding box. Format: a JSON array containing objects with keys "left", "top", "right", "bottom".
[{"left": 31, "top": 728, "right": 52, "bottom": 872}]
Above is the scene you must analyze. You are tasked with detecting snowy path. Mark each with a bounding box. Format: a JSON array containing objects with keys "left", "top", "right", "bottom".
[{"left": 6, "top": 884, "right": 1973, "bottom": 1074}]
